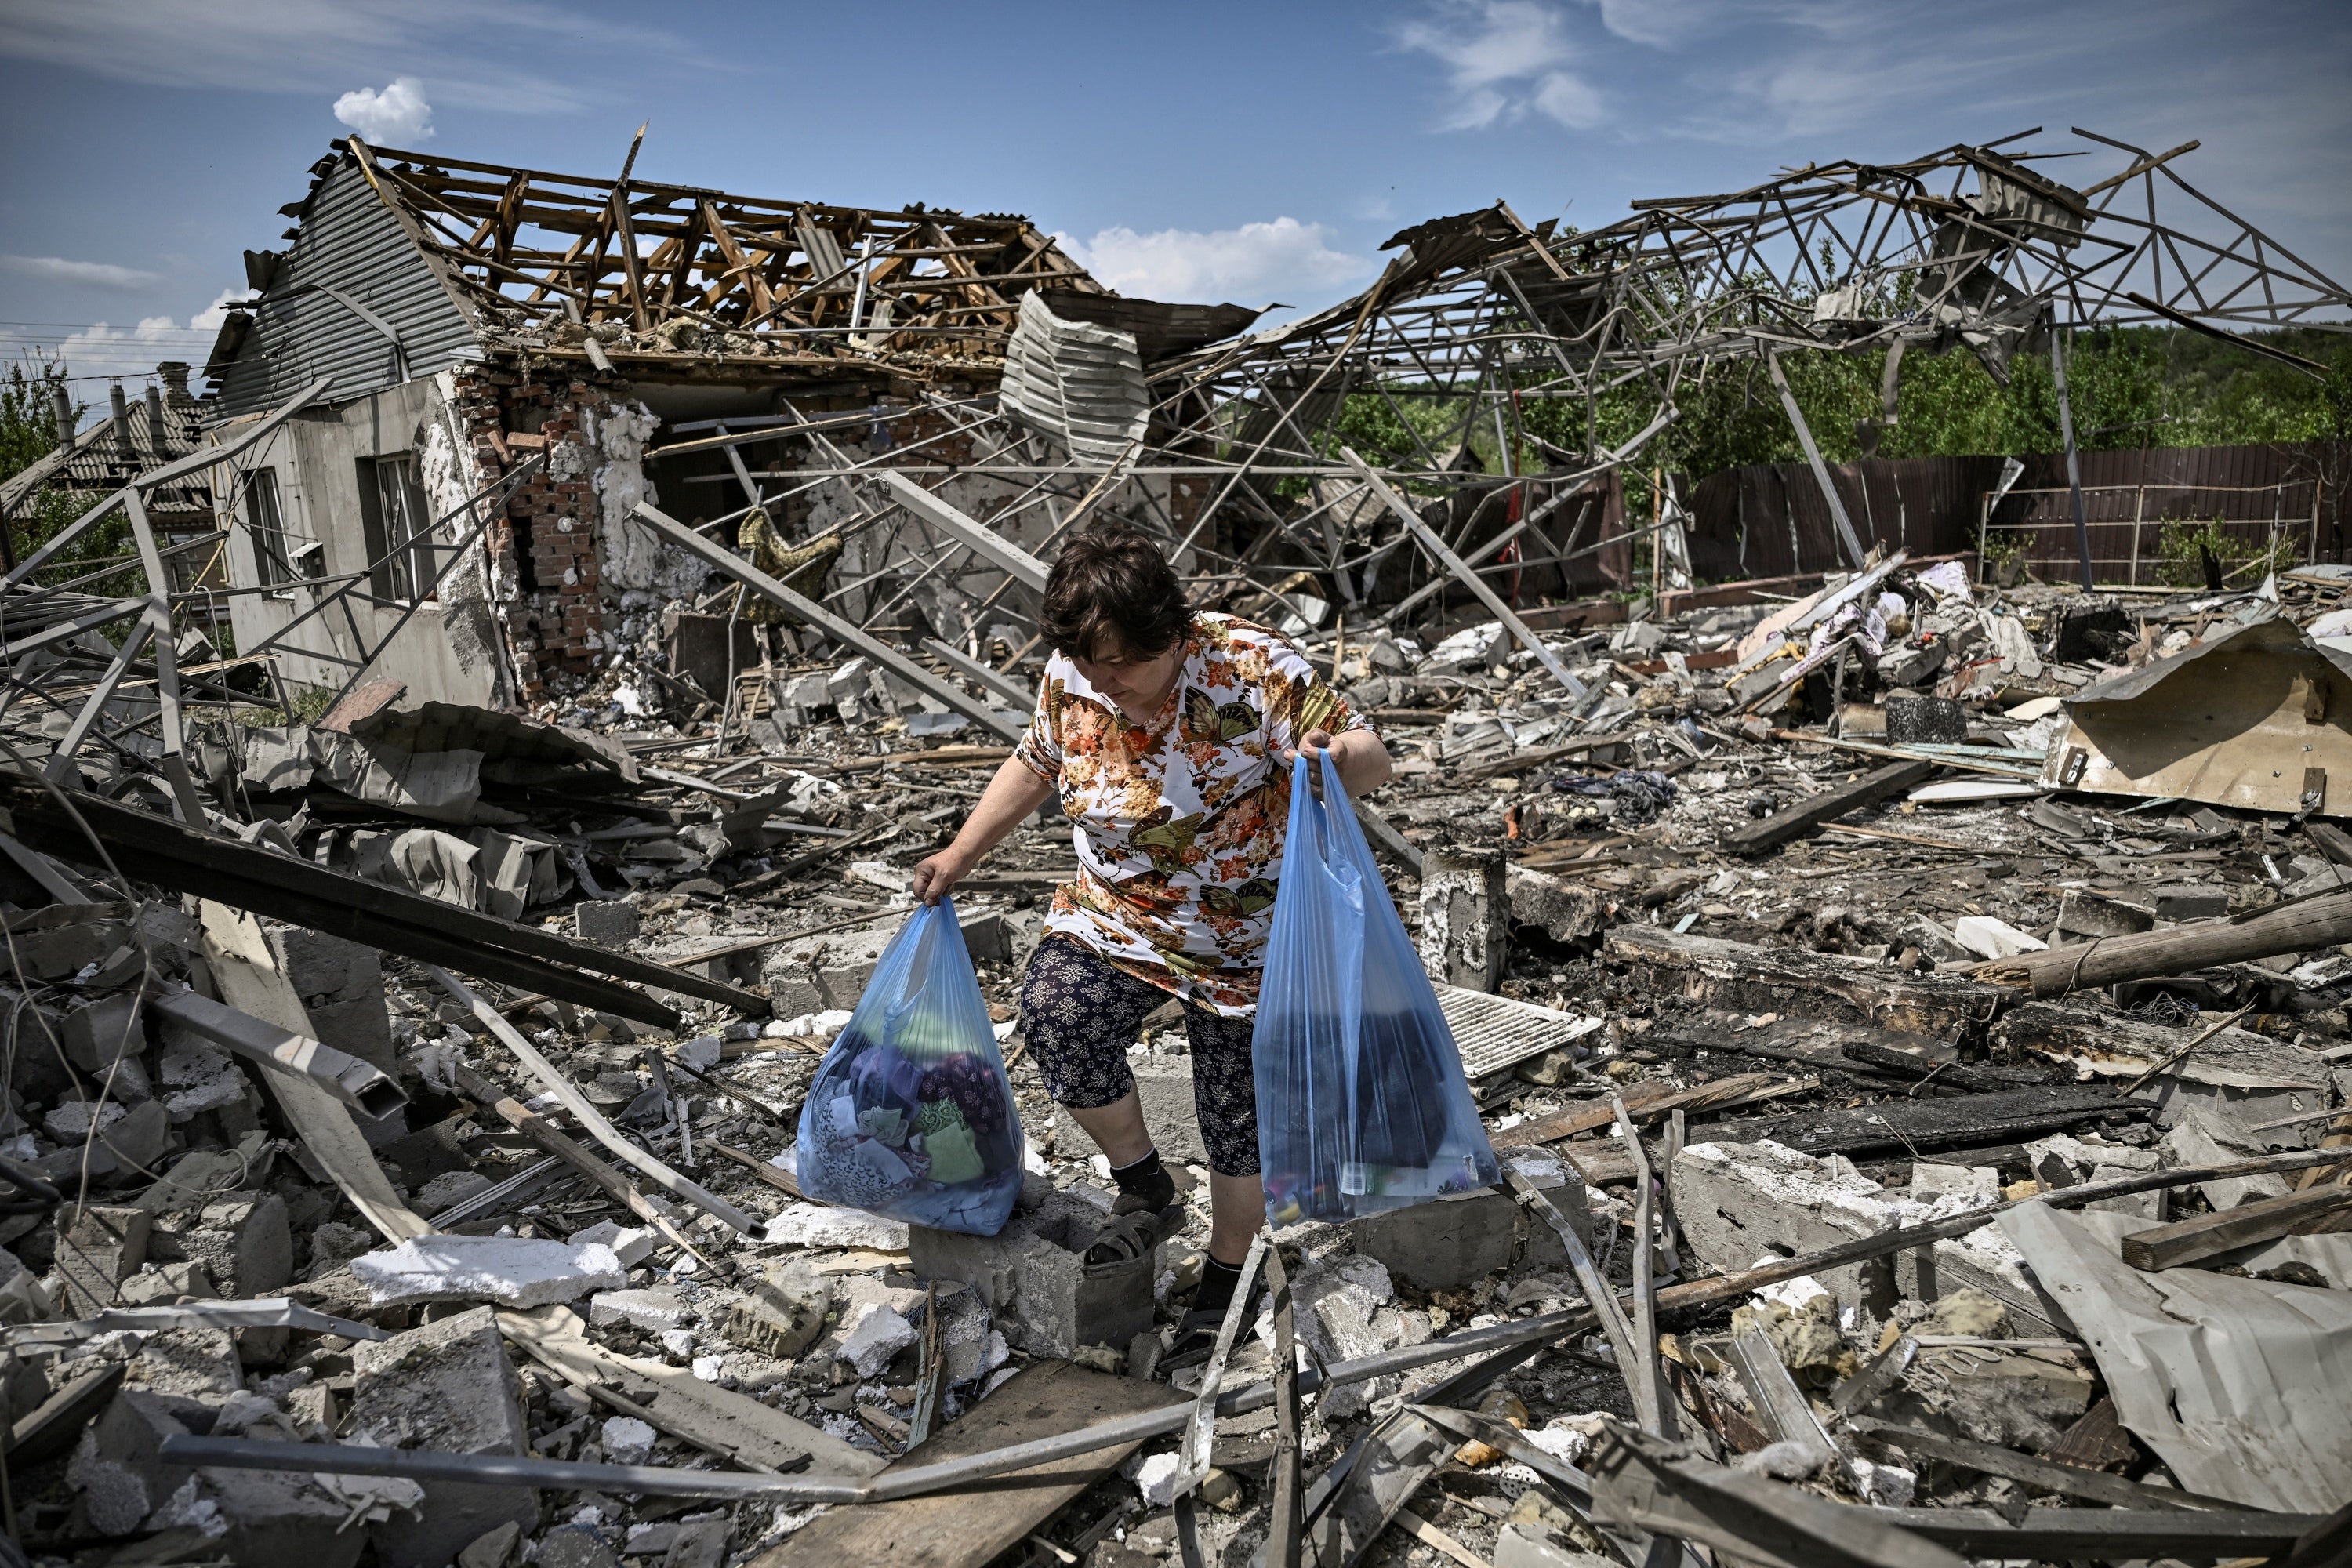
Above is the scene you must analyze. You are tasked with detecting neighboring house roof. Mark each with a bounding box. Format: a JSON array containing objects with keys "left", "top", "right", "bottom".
[
  {"left": 206, "top": 137, "right": 1120, "bottom": 417},
  {"left": 0, "top": 372, "right": 212, "bottom": 521}
]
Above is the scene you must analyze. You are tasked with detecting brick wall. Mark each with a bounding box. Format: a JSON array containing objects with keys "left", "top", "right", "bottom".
[{"left": 448, "top": 368, "right": 608, "bottom": 702}]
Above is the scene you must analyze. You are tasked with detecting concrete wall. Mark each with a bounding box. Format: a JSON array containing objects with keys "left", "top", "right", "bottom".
[{"left": 220, "top": 375, "right": 502, "bottom": 709}]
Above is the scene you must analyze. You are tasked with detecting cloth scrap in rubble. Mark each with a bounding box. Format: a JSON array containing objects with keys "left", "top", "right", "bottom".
[{"left": 1552, "top": 768, "right": 1678, "bottom": 824}]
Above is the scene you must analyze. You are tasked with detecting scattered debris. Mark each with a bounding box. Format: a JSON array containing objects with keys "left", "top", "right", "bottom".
[{"left": 2, "top": 122, "right": 2349, "bottom": 1568}]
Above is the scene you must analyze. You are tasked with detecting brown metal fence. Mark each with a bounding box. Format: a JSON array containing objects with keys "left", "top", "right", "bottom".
[{"left": 1682, "top": 441, "right": 2348, "bottom": 584}]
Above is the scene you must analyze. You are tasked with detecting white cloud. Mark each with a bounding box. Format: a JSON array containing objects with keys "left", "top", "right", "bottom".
[
  {"left": 1058, "top": 219, "right": 1368, "bottom": 306},
  {"left": 1585, "top": 0, "right": 1721, "bottom": 46},
  {"left": 0, "top": 254, "right": 162, "bottom": 290},
  {"left": 0, "top": 0, "right": 675, "bottom": 116},
  {"left": 334, "top": 76, "right": 433, "bottom": 142},
  {"left": 53, "top": 288, "right": 254, "bottom": 387},
  {"left": 1395, "top": 1, "right": 1606, "bottom": 131}
]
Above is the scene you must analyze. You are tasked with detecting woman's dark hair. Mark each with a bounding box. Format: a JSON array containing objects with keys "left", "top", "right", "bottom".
[{"left": 1040, "top": 521, "right": 1191, "bottom": 661}]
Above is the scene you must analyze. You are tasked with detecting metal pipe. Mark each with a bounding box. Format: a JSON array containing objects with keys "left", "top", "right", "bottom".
[{"left": 2050, "top": 326, "right": 2096, "bottom": 591}]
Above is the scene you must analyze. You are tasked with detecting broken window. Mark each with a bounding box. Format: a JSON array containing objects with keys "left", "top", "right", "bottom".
[
  {"left": 358, "top": 453, "right": 434, "bottom": 602},
  {"left": 242, "top": 466, "right": 297, "bottom": 589}
]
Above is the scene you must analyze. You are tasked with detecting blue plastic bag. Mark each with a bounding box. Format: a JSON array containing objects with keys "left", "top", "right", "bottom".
[
  {"left": 1253, "top": 752, "right": 1501, "bottom": 1225},
  {"left": 794, "top": 898, "right": 1024, "bottom": 1236}
]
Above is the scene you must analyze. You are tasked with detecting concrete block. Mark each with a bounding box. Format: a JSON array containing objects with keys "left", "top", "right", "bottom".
[
  {"left": 2055, "top": 890, "right": 2154, "bottom": 938},
  {"left": 567, "top": 1219, "right": 659, "bottom": 1269},
  {"left": 838, "top": 1305, "right": 918, "bottom": 1377},
  {"left": 1494, "top": 1523, "right": 1615, "bottom": 1568},
  {"left": 763, "top": 1203, "right": 909, "bottom": 1250},
  {"left": 538, "top": 1526, "right": 622, "bottom": 1568},
  {"left": 118, "top": 1260, "right": 217, "bottom": 1306},
  {"left": 909, "top": 1187, "right": 1156, "bottom": 1359},
  {"left": 1671, "top": 1140, "right": 2061, "bottom": 1331},
  {"left": 382, "top": 1116, "right": 472, "bottom": 1190},
  {"left": 1348, "top": 1187, "right": 1515, "bottom": 1292},
  {"left": 58, "top": 1204, "right": 151, "bottom": 1316},
  {"left": 125, "top": 1328, "right": 242, "bottom": 1401},
  {"left": 165, "top": 1192, "right": 292, "bottom": 1298},
  {"left": 350, "top": 1235, "right": 625, "bottom": 1308},
  {"left": 307, "top": 992, "right": 397, "bottom": 1076},
  {"left": 416, "top": 1171, "right": 494, "bottom": 1214},
  {"left": 601, "top": 1414, "right": 658, "bottom": 1465},
  {"left": 1884, "top": 694, "right": 1967, "bottom": 746},
  {"left": 183, "top": 1464, "right": 368, "bottom": 1568},
  {"left": 1051, "top": 1056, "right": 1205, "bottom": 1165},
  {"left": 1876, "top": 641, "right": 1947, "bottom": 691},
  {"left": 589, "top": 1287, "right": 691, "bottom": 1332},
  {"left": 1290, "top": 1254, "right": 1399, "bottom": 1417},
  {"left": 2153, "top": 884, "right": 2227, "bottom": 920},
  {"left": 457, "top": 1522, "right": 522, "bottom": 1568},
  {"left": 575, "top": 900, "right": 641, "bottom": 949},
  {"left": 350, "top": 1305, "right": 536, "bottom": 1568},
  {"left": 67, "top": 1388, "right": 197, "bottom": 1535},
  {"left": 720, "top": 1261, "right": 828, "bottom": 1359},
  {"left": 268, "top": 927, "right": 396, "bottom": 1073},
  {"left": 1501, "top": 1150, "right": 1591, "bottom": 1272},
  {"left": 1507, "top": 866, "right": 1608, "bottom": 945},
  {"left": 61, "top": 992, "right": 142, "bottom": 1073},
  {"left": 1417, "top": 847, "right": 1508, "bottom": 991}
]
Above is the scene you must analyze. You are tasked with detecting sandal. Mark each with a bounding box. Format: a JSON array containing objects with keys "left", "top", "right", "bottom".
[
  {"left": 1084, "top": 1192, "right": 1183, "bottom": 1267},
  {"left": 1160, "top": 1283, "right": 1266, "bottom": 1375}
]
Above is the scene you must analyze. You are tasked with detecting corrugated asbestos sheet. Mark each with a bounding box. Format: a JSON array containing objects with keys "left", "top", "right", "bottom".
[
  {"left": 1686, "top": 441, "right": 2350, "bottom": 580},
  {"left": 996, "top": 292, "right": 1149, "bottom": 466},
  {"left": 211, "top": 159, "right": 483, "bottom": 420}
]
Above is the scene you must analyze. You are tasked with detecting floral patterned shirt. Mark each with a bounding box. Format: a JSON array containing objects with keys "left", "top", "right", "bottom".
[{"left": 1011, "top": 612, "right": 1374, "bottom": 1016}]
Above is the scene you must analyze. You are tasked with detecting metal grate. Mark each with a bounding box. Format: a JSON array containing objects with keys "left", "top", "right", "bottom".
[{"left": 1436, "top": 985, "right": 1605, "bottom": 1079}]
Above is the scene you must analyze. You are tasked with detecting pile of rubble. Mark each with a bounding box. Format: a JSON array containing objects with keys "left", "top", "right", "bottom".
[{"left": 1, "top": 538, "right": 2347, "bottom": 1568}]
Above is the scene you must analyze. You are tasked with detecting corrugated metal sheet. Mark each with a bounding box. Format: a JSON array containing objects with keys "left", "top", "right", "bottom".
[
  {"left": 1686, "top": 441, "right": 2350, "bottom": 582},
  {"left": 210, "top": 158, "right": 482, "bottom": 420},
  {"left": 997, "top": 292, "right": 1149, "bottom": 466}
]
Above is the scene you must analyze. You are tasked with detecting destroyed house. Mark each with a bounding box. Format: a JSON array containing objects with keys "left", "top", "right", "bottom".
[
  {"left": 197, "top": 137, "right": 1203, "bottom": 711},
  {"left": 0, "top": 365, "right": 212, "bottom": 588}
]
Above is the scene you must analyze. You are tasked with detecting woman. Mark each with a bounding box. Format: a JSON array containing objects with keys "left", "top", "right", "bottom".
[{"left": 912, "top": 521, "right": 1392, "bottom": 1365}]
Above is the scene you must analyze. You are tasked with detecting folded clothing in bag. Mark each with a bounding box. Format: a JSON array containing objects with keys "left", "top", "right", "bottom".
[
  {"left": 1254, "top": 753, "right": 1498, "bottom": 1225},
  {"left": 794, "top": 898, "right": 1024, "bottom": 1236}
]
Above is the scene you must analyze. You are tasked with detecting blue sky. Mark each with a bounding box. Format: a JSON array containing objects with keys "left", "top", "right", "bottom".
[{"left": 2, "top": 0, "right": 2346, "bottom": 408}]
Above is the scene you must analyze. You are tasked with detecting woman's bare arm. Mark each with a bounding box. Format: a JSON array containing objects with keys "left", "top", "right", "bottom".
[{"left": 909, "top": 756, "right": 1058, "bottom": 904}]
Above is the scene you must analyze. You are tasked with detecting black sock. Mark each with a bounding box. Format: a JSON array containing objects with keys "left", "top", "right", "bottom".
[
  {"left": 1109, "top": 1149, "right": 1175, "bottom": 1210},
  {"left": 1192, "top": 1256, "right": 1245, "bottom": 1316}
]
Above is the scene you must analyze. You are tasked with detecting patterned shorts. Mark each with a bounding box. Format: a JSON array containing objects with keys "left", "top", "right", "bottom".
[{"left": 1018, "top": 937, "right": 1261, "bottom": 1176}]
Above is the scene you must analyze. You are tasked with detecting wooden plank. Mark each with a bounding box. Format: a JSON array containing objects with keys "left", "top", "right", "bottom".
[
  {"left": 500, "top": 1305, "right": 883, "bottom": 1480},
  {"left": 2120, "top": 1180, "right": 2352, "bottom": 1270},
  {"left": 0, "top": 771, "right": 758, "bottom": 1021},
  {"left": 1722, "top": 759, "right": 1935, "bottom": 857},
  {"left": 748, "top": 1361, "right": 1182, "bottom": 1568},
  {"left": 1606, "top": 925, "right": 2012, "bottom": 1038},
  {"left": 1975, "top": 891, "right": 2352, "bottom": 999},
  {"left": 1493, "top": 1075, "right": 1787, "bottom": 1149},
  {"left": 1721, "top": 1083, "right": 2125, "bottom": 1161}
]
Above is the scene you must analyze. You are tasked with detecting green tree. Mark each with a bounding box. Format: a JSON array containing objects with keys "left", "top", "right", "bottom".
[{"left": 2, "top": 359, "right": 122, "bottom": 584}]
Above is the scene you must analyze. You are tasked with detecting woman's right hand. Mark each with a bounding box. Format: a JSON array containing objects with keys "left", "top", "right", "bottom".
[{"left": 909, "top": 847, "right": 973, "bottom": 906}]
